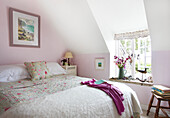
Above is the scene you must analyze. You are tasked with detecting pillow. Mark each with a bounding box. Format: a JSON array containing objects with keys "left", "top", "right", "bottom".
[
  {"left": 46, "top": 62, "right": 67, "bottom": 76},
  {"left": 0, "top": 64, "right": 31, "bottom": 82},
  {"left": 24, "top": 61, "right": 50, "bottom": 81}
]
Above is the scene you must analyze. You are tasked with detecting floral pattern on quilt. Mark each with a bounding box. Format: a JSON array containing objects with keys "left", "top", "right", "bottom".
[
  {"left": 24, "top": 61, "right": 51, "bottom": 81},
  {"left": 0, "top": 75, "right": 90, "bottom": 115}
]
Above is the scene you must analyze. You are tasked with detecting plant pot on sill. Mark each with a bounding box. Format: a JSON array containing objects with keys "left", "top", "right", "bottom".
[{"left": 118, "top": 67, "right": 127, "bottom": 79}]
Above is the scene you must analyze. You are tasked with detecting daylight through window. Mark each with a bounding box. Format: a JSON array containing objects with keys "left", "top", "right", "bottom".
[{"left": 114, "top": 30, "right": 152, "bottom": 79}]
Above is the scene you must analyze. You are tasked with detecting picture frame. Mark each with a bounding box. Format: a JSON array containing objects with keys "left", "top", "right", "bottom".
[
  {"left": 9, "top": 8, "right": 40, "bottom": 48},
  {"left": 95, "top": 58, "right": 105, "bottom": 70}
]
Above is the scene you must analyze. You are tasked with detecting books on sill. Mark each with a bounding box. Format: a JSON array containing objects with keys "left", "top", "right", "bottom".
[{"left": 152, "top": 85, "right": 170, "bottom": 96}]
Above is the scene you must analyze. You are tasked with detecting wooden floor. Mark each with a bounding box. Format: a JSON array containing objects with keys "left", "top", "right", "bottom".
[
  {"left": 141, "top": 110, "right": 155, "bottom": 118},
  {"left": 141, "top": 109, "right": 169, "bottom": 118}
]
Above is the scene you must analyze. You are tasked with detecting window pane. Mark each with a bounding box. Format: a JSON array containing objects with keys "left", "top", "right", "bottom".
[
  {"left": 135, "top": 39, "right": 138, "bottom": 50},
  {"left": 119, "top": 48, "right": 125, "bottom": 56},
  {"left": 140, "top": 48, "right": 145, "bottom": 54},
  {"left": 126, "top": 48, "right": 132, "bottom": 55},
  {"left": 125, "top": 65, "right": 132, "bottom": 76},
  {"left": 138, "top": 55, "right": 145, "bottom": 70},
  {"left": 146, "top": 47, "right": 151, "bottom": 52},
  {"left": 135, "top": 37, "right": 152, "bottom": 77},
  {"left": 120, "top": 40, "right": 125, "bottom": 47},
  {"left": 146, "top": 37, "right": 151, "bottom": 47},
  {"left": 117, "top": 36, "right": 152, "bottom": 79},
  {"left": 140, "top": 40, "right": 145, "bottom": 47},
  {"left": 126, "top": 40, "right": 131, "bottom": 47},
  {"left": 146, "top": 47, "right": 151, "bottom": 56},
  {"left": 146, "top": 57, "right": 151, "bottom": 73}
]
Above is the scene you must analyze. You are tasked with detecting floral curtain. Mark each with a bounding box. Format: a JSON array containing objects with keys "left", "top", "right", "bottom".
[{"left": 114, "top": 29, "right": 149, "bottom": 40}]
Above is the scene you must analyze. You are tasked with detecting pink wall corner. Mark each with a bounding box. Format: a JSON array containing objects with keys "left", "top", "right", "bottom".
[
  {"left": 0, "top": 0, "right": 67, "bottom": 65},
  {"left": 124, "top": 50, "right": 170, "bottom": 106},
  {"left": 125, "top": 83, "right": 152, "bottom": 105},
  {"left": 152, "top": 51, "right": 170, "bottom": 87},
  {"left": 73, "top": 53, "right": 110, "bottom": 80}
]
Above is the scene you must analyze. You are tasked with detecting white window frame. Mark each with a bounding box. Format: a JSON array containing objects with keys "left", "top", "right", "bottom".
[{"left": 115, "top": 36, "right": 151, "bottom": 79}]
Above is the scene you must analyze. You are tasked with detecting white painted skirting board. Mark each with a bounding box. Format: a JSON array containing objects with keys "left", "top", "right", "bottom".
[{"left": 141, "top": 104, "right": 170, "bottom": 116}]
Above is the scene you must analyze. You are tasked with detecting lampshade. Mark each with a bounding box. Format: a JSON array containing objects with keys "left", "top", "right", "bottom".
[{"left": 64, "top": 52, "right": 73, "bottom": 58}]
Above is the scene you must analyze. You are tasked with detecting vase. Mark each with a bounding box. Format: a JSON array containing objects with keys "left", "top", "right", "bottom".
[{"left": 118, "top": 67, "right": 126, "bottom": 79}]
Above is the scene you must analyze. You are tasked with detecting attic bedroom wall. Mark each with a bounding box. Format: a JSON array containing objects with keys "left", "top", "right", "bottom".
[
  {"left": 0, "top": 0, "right": 67, "bottom": 65},
  {"left": 86, "top": 0, "right": 152, "bottom": 107},
  {"left": 0, "top": 0, "right": 110, "bottom": 79},
  {"left": 87, "top": 0, "right": 170, "bottom": 107},
  {"left": 143, "top": 0, "right": 170, "bottom": 108},
  {"left": 144, "top": 0, "right": 170, "bottom": 87},
  {"left": 87, "top": 0, "right": 149, "bottom": 79},
  {"left": 38, "top": 0, "right": 109, "bottom": 54},
  {"left": 38, "top": 0, "right": 110, "bottom": 80}
]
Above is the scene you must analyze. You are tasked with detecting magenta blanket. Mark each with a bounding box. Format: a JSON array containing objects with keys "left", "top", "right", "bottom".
[{"left": 81, "top": 79, "right": 125, "bottom": 115}]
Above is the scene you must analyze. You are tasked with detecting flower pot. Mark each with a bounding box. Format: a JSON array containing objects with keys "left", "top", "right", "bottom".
[{"left": 118, "top": 67, "right": 126, "bottom": 79}]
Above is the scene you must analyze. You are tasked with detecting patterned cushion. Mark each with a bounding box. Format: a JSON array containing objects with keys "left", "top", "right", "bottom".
[{"left": 24, "top": 61, "right": 50, "bottom": 81}]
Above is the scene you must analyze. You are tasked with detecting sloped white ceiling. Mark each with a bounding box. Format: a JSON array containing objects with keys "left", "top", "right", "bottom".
[
  {"left": 87, "top": 0, "right": 148, "bottom": 34},
  {"left": 38, "top": 0, "right": 109, "bottom": 54},
  {"left": 144, "top": 0, "right": 170, "bottom": 51},
  {"left": 38, "top": 0, "right": 148, "bottom": 55},
  {"left": 87, "top": 0, "right": 148, "bottom": 52}
]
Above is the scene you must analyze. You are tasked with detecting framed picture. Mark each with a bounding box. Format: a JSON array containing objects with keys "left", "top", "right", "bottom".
[
  {"left": 9, "top": 8, "right": 40, "bottom": 47},
  {"left": 95, "top": 58, "right": 104, "bottom": 70}
]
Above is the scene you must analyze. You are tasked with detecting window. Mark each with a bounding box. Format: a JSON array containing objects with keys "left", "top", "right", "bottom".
[{"left": 114, "top": 30, "right": 152, "bottom": 79}]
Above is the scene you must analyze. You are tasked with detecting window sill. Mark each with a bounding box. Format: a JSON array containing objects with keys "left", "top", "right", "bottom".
[{"left": 109, "top": 78, "right": 153, "bottom": 86}]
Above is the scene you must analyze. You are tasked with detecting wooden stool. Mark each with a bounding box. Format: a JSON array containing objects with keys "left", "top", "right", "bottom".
[{"left": 147, "top": 91, "right": 170, "bottom": 118}]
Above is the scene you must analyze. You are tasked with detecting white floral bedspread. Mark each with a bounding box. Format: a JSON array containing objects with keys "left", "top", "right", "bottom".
[{"left": 0, "top": 76, "right": 142, "bottom": 118}]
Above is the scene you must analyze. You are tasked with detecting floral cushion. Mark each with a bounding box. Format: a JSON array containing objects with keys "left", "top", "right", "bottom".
[{"left": 24, "top": 61, "right": 50, "bottom": 81}]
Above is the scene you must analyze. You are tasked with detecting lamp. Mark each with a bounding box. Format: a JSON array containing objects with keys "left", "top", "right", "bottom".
[{"left": 64, "top": 52, "right": 73, "bottom": 66}]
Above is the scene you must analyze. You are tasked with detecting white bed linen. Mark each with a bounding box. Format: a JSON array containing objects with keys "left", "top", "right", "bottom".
[
  {"left": 0, "top": 64, "right": 30, "bottom": 82},
  {"left": 0, "top": 80, "right": 142, "bottom": 118}
]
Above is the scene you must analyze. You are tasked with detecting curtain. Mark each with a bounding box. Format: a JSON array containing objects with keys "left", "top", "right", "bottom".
[{"left": 114, "top": 29, "right": 149, "bottom": 40}]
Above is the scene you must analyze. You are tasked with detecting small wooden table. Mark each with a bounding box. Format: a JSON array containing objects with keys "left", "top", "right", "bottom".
[{"left": 147, "top": 91, "right": 170, "bottom": 118}]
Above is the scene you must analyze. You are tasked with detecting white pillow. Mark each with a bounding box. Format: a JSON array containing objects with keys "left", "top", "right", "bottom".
[
  {"left": 46, "top": 62, "right": 67, "bottom": 76},
  {"left": 0, "top": 64, "right": 30, "bottom": 82}
]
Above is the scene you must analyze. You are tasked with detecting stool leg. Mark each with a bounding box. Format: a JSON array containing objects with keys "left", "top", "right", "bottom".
[
  {"left": 154, "top": 99, "right": 161, "bottom": 118},
  {"left": 147, "top": 94, "right": 154, "bottom": 116},
  {"left": 169, "top": 101, "right": 170, "bottom": 108}
]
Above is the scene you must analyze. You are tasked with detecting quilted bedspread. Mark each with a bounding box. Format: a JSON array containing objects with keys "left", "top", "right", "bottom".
[{"left": 0, "top": 75, "right": 142, "bottom": 118}]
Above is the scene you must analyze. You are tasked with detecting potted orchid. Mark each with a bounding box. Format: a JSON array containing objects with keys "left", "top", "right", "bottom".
[{"left": 114, "top": 56, "right": 132, "bottom": 79}]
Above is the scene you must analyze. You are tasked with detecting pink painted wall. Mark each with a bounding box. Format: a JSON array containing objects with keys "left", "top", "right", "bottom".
[
  {"left": 74, "top": 51, "right": 169, "bottom": 107},
  {"left": 73, "top": 53, "right": 110, "bottom": 80},
  {"left": 0, "top": 0, "right": 67, "bottom": 65},
  {"left": 73, "top": 51, "right": 170, "bottom": 107},
  {"left": 144, "top": 0, "right": 170, "bottom": 88},
  {"left": 127, "top": 51, "right": 170, "bottom": 106},
  {"left": 73, "top": 53, "right": 154, "bottom": 107},
  {"left": 125, "top": 83, "right": 152, "bottom": 105},
  {"left": 152, "top": 51, "right": 170, "bottom": 87}
]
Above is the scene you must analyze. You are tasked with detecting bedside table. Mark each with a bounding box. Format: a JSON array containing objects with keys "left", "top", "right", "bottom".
[{"left": 62, "top": 65, "right": 77, "bottom": 76}]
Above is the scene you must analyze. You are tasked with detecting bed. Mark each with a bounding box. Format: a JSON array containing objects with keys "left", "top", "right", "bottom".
[{"left": 0, "top": 62, "right": 142, "bottom": 118}]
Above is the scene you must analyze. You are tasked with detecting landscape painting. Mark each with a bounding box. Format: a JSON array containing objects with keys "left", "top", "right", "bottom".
[
  {"left": 18, "top": 17, "right": 34, "bottom": 41},
  {"left": 95, "top": 58, "right": 104, "bottom": 70},
  {"left": 10, "top": 8, "right": 40, "bottom": 47},
  {"left": 98, "top": 62, "right": 102, "bottom": 67}
]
